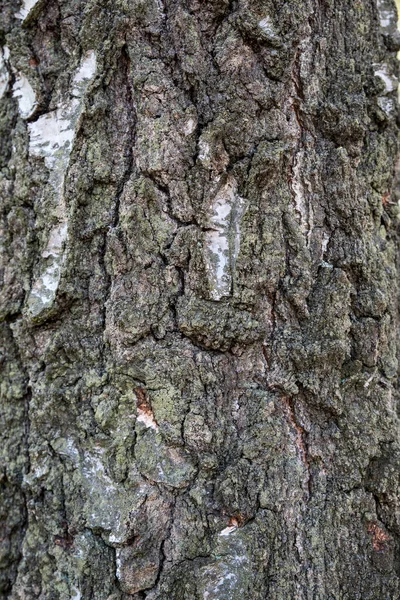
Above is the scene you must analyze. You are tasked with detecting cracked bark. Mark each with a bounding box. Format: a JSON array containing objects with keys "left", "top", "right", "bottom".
[{"left": 1, "top": 0, "right": 400, "bottom": 598}]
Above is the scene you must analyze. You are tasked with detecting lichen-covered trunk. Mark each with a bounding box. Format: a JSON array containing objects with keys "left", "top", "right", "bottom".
[{"left": 1, "top": 0, "right": 400, "bottom": 597}]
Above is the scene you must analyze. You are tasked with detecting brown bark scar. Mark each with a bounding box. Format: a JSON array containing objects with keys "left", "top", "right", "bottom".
[{"left": 367, "top": 522, "right": 390, "bottom": 552}]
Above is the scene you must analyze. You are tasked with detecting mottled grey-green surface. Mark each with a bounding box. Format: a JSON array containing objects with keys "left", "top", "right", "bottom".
[{"left": 1, "top": 0, "right": 400, "bottom": 598}]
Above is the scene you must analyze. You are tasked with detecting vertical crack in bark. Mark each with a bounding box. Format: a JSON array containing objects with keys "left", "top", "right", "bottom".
[
  {"left": 281, "top": 396, "right": 311, "bottom": 498},
  {"left": 152, "top": 496, "right": 176, "bottom": 592},
  {"left": 110, "top": 46, "right": 136, "bottom": 233},
  {"left": 288, "top": 33, "right": 314, "bottom": 247},
  {"left": 101, "top": 44, "right": 136, "bottom": 339}
]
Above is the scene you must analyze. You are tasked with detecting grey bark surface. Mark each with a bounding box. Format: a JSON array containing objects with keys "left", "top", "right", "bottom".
[{"left": 1, "top": 0, "right": 400, "bottom": 598}]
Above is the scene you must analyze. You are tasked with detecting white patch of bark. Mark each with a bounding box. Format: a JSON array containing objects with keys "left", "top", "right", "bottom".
[
  {"left": 184, "top": 117, "right": 197, "bottom": 136},
  {"left": 12, "top": 72, "right": 37, "bottom": 118},
  {"left": 321, "top": 232, "right": 330, "bottom": 258},
  {"left": 15, "top": 0, "right": 40, "bottom": 20},
  {"left": 204, "top": 177, "right": 246, "bottom": 300},
  {"left": 257, "top": 15, "right": 282, "bottom": 47},
  {"left": 83, "top": 452, "right": 117, "bottom": 496},
  {"left": 377, "top": 96, "right": 395, "bottom": 116},
  {"left": 137, "top": 408, "right": 159, "bottom": 431},
  {"left": 72, "top": 50, "right": 97, "bottom": 95},
  {"left": 292, "top": 151, "right": 310, "bottom": 238},
  {"left": 258, "top": 16, "right": 275, "bottom": 35},
  {"left": 288, "top": 89, "right": 314, "bottom": 245},
  {"left": 115, "top": 555, "right": 122, "bottom": 581},
  {"left": 374, "top": 64, "right": 398, "bottom": 93},
  {"left": 376, "top": 0, "right": 396, "bottom": 30},
  {"left": 82, "top": 452, "right": 147, "bottom": 545},
  {"left": 219, "top": 525, "right": 237, "bottom": 536},
  {"left": 199, "top": 537, "right": 250, "bottom": 600},
  {"left": 0, "top": 47, "right": 10, "bottom": 100},
  {"left": 82, "top": 449, "right": 132, "bottom": 540},
  {"left": 198, "top": 139, "right": 211, "bottom": 163},
  {"left": 70, "top": 587, "right": 82, "bottom": 600},
  {"left": 27, "top": 51, "right": 97, "bottom": 318}
]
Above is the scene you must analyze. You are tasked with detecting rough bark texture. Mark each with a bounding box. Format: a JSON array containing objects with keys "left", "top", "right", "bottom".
[{"left": 1, "top": 0, "right": 400, "bottom": 598}]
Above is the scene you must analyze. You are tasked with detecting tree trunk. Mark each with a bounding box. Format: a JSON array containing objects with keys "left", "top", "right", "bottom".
[{"left": 1, "top": 0, "right": 400, "bottom": 597}]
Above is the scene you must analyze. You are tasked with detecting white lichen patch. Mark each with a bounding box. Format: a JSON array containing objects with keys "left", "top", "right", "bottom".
[
  {"left": 198, "top": 534, "right": 251, "bottom": 600},
  {"left": 198, "top": 139, "right": 211, "bottom": 163},
  {"left": 258, "top": 15, "right": 277, "bottom": 38},
  {"left": 30, "top": 261, "right": 62, "bottom": 304},
  {"left": 258, "top": 16, "right": 274, "bottom": 35},
  {"left": 0, "top": 47, "right": 10, "bottom": 100},
  {"left": 70, "top": 586, "right": 82, "bottom": 600},
  {"left": 27, "top": 52, "right": 97, "bottom": 318},
  {"left": 12, "top": 72, "right": 37, "bottom": 119},
  {"left": 15, "top": 0, "right": 40, "bottom": 20},
  {"left": 83, "top": 450, "right": 124, "bottom": 529},
  {"left": 321, "top": 232, "right": 330, "bottom": 258},
  {"left": 81, "top": 447, "right": 147, "bottom": 545},
  {"left": 377, "top": 96, "right": 396, "bottom": 116},
  {"left": 374, "top": 64, "right": 398, "bottom": 93},
  {"left": 258, "top": 15, "right": 281, "bottom": 45},
  {"left": 204, "top": 177, "right": 246, "bottom": 300},
  {"left": 83, "top": 452, "right": 117, "bottom": 494}
]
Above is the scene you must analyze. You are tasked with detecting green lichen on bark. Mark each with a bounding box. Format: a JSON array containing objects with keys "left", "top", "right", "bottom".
[{"left": 1, "top": 0, "right": 400, "bottom": 598}]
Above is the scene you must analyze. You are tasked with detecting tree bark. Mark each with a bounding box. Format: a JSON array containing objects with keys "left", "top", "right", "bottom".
[{"left": 1, "top": 0, "right": 400, "bottom": 597}]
